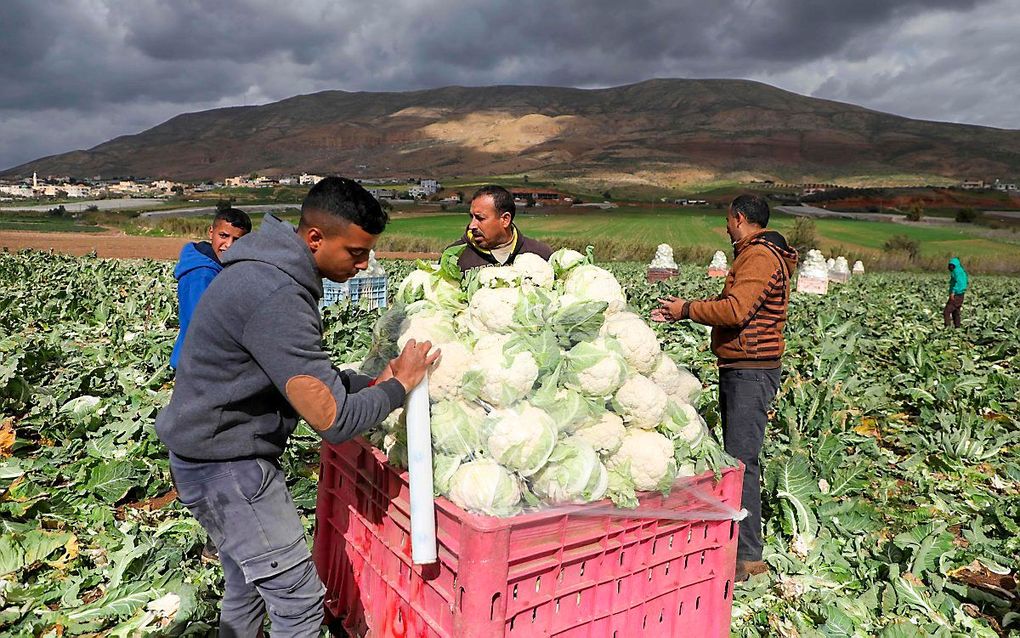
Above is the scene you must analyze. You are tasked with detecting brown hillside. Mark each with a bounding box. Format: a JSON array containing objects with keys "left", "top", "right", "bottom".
[{"left": 5, "top": 79, "right": 1020, "bottom": 186}]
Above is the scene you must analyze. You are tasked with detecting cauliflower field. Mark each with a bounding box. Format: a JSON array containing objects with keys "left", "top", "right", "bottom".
[{"left": 1, "top": 250, "right": 1018, "bottom": 636}]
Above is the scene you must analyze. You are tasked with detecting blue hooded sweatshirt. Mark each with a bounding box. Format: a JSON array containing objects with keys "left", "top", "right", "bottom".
[
  {"left": 948, "top": 257, "right": 968, "bottom": 295},
  {"left": 170, "top": 241, "right": 222, "bottom": 369}
]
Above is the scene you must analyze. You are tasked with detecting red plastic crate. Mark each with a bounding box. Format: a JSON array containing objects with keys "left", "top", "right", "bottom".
[
  {"left": 646, "top": 268, "right": 678, "bottom": 283},
  {"left": 313, "top": 438, "right": 744, "bottom": 638}
]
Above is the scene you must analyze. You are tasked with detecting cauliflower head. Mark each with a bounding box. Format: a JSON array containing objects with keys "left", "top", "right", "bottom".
[
  {"left": 648, "top": 353, "right": 680, "bottom": 393},
  {"left": 464, "top": 334, "right": 539, "bottom": 407},
  {"left": 531, "top": 383, "right": 602, "bottom": 434},
  {"left": 606, "top": 429, "right": 678, "bottom": 492},
  {"left": 397, "top": 307, "right": 458, "bottom": 350},
  {"left": 428, "top": 341, "right": 472, "bottom": 402},
  {"left": 396, "top": 267, "right": 465, "bottom": 310},
  {"left": 431, "top": 399, "right": 488, "bottom": 456},
  {"left": 531, "top": 436, "right": 609, "bottom": 504},
  {"left": 564, "top": 337, "right": 628, "bottom": 397},
  {"left": 613, "top": 374, "right": 669, "bottom": 428},
  {"left": 433, "top": 453, "right": 462, "bottom": 496},
  {"left": 485, "top": 403, "right": 557, "bottom": 476},
  {"left": 549, "top": 248, "right": 587, "bottom": 278},
  {"left": 512, "top": 253, "right": 555, "bottom": 288},
  {"left": 671, "top": 366, "right": 703, "bottom": 405},
  {"left": 467, "top": 287, "right": 521, "bottom": 334},
  {"left": 648, "top": 354, "right": 702, "bottom": 405},
  {"left": 562, "top": 264, "right": 627, "bottom": 314},
  {"left": 448, "top": 458, "right": 522, "bottom": 516},
  {"left": 477, "top": 266, "right": 522, "bottom": 289},
  {"left": 601, "top": 311, "right": 662, "bottom": 374},
  {"left": 574, "top": 411, "right": 626, "bottom": 456},
  {"left": 660, "top": 401, "right": 709, "bottom": 448}
]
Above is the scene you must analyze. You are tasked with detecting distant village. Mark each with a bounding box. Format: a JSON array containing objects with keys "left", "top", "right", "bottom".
[
  {"left": 0, "top": 170, "right": 597, "bottom": 217},
  {"left": 0, "top": 172, "right": 450, "bottom": 202},
  {"left": 1, "top": 171, "right": 1016, "bottom": 208},
  {"left": 0, "top": 172, "right": 587, "bottom": 210}
]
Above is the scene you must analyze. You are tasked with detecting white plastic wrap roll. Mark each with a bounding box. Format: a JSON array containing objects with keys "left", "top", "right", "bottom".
[{"left": 405, "top": 374, "right": 437, "bottom": 564}]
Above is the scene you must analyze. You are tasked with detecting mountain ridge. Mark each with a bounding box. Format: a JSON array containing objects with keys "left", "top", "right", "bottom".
[{"left": 5, "top": 78, "right": 1019, "bottom": 186}]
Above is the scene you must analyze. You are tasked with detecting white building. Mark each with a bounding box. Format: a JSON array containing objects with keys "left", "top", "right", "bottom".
[
  {"left": 299, "top": 173, "right": 324, "bottom": 186},
  {"left": 0, "top": 184, "right": 33, "bottom": 198},
  {"left": 64, "top": 185, "right": 92, "bottom": 198},
  {"left": 420, "top": 179, "right": 440, "bottom": 195},
  {"left": 113, "top": 180, "right": 148, "bottom": 194},
  {"left": 151, "top": 180, "right": 181, "bottom": 193}
]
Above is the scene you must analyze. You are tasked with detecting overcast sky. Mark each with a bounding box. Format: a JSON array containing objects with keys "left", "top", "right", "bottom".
[{"left": 2, "top": 0, "right": 1017, "bottom": 171}]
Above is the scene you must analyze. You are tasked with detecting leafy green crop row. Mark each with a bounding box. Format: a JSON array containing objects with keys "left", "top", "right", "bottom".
[{"left": 0, "top": 251, "right": 1017, "bottom": 636}]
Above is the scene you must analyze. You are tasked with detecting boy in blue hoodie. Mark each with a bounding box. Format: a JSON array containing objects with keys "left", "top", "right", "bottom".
[
  {"left": 944, "top": 257, "right": 968, "bottom": 328},
  {"left": 169, "top": 208, "right": 252, "bottom": 369}
]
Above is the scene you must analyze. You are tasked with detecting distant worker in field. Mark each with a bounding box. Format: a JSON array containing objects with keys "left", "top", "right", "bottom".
[
  {"left": 156, "top": 177, "right": 438, "bottom": 636},
  {"left": 169, "top": 207, "right": 252, "bottom": 370},
  {"left": 944, "top": 257, "right": 968, "bottom": 329},
  {"left": 448, "top": 184, "right": 552, "bottom": 272},
  {"left": 651, "top": 194, "right": 797, "bottom": 583}
]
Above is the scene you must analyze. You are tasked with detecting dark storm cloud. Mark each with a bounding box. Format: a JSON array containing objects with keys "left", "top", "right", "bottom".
[{"left": 1, "top": 0, "right": 1016, "bottom": 170}]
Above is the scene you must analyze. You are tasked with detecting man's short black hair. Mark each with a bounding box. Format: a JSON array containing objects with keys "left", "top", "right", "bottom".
[
  {"left": 213, "top": 207, "right": 252, "bottom": 233},
  {"left": 300, "top": 176, "right": 388, "bottom": 234},
  {"left": 730, "top": 194, "right": 770, "bottom": 227},
  {"left": 471, "top": 185, "right": 516, "bottom": 221}
]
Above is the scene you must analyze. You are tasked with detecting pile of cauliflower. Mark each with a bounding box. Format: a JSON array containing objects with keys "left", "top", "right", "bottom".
[{"left": 362, "top": 246, "right": 735, "bottom": 517}]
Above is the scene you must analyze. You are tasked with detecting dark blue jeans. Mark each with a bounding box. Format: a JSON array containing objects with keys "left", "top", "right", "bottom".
[
  {"left": 170, "top": 453, "right": 324, "bottom": 637},
  {"left": 718, "top": 367, "right": 782, "bottom": 562}
]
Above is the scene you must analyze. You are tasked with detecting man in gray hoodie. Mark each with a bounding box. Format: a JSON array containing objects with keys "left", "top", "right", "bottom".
[{"left": 156, "top": 177, "right": 437, "bottom": 636}]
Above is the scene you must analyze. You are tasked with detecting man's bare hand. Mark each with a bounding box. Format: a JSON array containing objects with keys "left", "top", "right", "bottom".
[
  {"left": 652, "top": 296, "right": 687, "bottom": 322},
  {"left": 389, "top": 339, "right": 441, "bottom": 392}
]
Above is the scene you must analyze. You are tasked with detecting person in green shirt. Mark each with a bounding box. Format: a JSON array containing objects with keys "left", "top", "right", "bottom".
[{"left": 944, "top": 257, "right": 968, "bottom": 329}]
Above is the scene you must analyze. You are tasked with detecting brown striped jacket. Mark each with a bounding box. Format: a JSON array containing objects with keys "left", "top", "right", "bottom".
[{"left": 684, "top": 229, "right": 798, "bottom": 368}]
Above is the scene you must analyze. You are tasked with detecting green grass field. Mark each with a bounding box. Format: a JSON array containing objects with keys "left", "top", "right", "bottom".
[
  {"left": 373, "top": 207, "right": 1020, "bottom": 262},
  {"left": 779, "top": 216, "right": 1017, "bottom": 258},
  {"left": 0, "top": 215, "right": 106, "bottom": 233}
]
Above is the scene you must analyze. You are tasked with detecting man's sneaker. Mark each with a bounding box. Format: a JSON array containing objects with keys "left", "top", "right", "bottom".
[{"left": 735, "top": 559, "right": 768, "bottom": 582}]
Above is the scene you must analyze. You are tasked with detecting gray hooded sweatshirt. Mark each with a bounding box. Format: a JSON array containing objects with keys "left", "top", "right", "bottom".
[{"left": 156, "top": 214, "right": 405, "bottom": 461}]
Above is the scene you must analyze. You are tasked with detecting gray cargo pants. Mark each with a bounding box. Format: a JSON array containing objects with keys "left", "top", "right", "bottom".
[
  {"left": 170, "top": 453, "right": 325, "bottom": 636},
  {"left": 718, "top": 367, "right": 782, "bottom": 562}
]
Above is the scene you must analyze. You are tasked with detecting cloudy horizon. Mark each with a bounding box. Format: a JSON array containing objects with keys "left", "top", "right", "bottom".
[{"left": 2, "top": 0, "right": 1018, "bottom": 171}]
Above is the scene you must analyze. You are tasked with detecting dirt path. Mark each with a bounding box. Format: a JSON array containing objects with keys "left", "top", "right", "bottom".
[{"left": 0, "top": 229, "right": 438, "bottom": 261}]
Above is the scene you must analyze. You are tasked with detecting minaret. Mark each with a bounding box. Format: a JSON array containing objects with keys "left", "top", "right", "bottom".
[{"left": 33, "top": 172, "right": 38, "bottom": 189}]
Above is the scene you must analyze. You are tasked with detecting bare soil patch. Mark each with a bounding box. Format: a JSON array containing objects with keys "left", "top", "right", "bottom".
[{"left": 0, "top": 230, "right": 190, "bottom": 260}]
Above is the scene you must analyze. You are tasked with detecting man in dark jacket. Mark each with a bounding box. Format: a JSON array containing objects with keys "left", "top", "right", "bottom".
[
  {"left": 652, "top": 194, "right": 798, "bottom": 583},
  {"left": 169, "top": 207, "right": 252, "bottom": 369},
  {"left": 156, "top": 177, "right": 437, "bottom": 636},
  {"left": 944, "top": 257, "right": 968, "bottom": 328},
  {"left": 448, "top": 185, "right": 552, "bottom": 272}
]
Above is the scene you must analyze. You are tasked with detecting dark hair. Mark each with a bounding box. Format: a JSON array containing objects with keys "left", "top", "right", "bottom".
[
  {"left": 300, "top": 176, "right": 388, "bottom": 234},
  {"left": 471, "top": 185, "right": 516, "bottom": 221},
  {"left": 213, "top": 207, "right": 252, "bottom": 233},
  {"left": 730, "top": 194, "right": 770, "bottom": 227}
]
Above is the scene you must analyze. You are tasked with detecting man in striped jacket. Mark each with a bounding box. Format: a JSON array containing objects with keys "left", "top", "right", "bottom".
[{"left": 653, "top": 194, "right": 797, "bottom": 582}]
